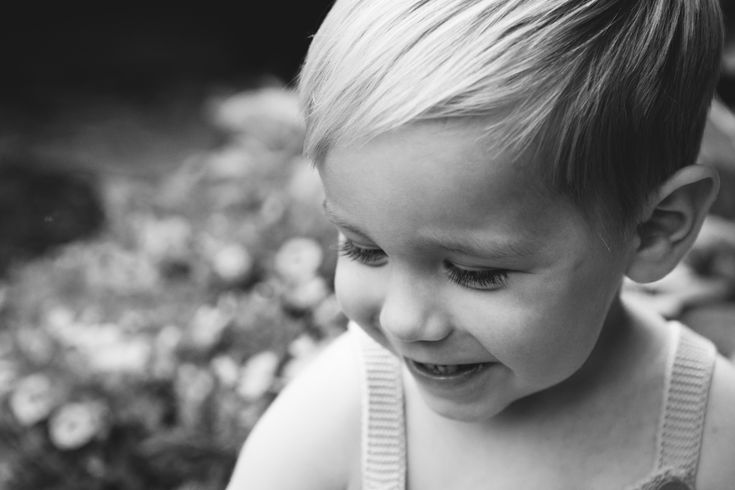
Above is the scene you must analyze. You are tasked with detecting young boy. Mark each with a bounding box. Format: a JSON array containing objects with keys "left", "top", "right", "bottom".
[{"left": 228, "top": 0, "right": 735, "bottom": 488}]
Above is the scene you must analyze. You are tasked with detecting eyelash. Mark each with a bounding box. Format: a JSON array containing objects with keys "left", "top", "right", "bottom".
[
  {"left": 444, "top": 266, "right": 508, "bottom": 290},
  {"left": 337, "top": 239, "right": 387, "bottom": 266},
  {"left": 337, "top": 238, "right": 508, "bottom": 290}
]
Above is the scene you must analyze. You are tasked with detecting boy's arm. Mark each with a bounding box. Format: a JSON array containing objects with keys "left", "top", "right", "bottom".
[
  {"left": 226, "top": 331, "right": 362, "bottom": 490},
  {"left": 696, "top": 356, "right": 735, "bottom": 490}
]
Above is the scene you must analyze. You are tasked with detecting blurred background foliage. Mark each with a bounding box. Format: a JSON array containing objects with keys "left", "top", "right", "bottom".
[{"left": 0, "top": 3, "right": 733, "bottom": 490}]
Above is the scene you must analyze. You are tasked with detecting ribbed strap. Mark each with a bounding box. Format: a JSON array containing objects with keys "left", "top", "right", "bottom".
[
  {"left": 654, "top": 324, "right": 717, "bottom": 488},
  {"left": 350, "top": 323, "right": 406, "bottom": 490}
]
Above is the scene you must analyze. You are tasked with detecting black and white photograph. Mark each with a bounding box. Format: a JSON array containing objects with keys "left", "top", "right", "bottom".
[{"left": 1, "top": 2, "right": 735, "bottom": 489}]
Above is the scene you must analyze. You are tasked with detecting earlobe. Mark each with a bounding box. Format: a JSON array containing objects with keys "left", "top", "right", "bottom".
[{"left": 626, "top": 165, "right": 720, "bottom": 283}]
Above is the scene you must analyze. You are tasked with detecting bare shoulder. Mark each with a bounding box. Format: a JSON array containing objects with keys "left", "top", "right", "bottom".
[
  {"left": 696, "top": 355, "right": 735, "bottom": 490},
  {"left": 226, "top": 331, "right": 362, "bottom": 490}
]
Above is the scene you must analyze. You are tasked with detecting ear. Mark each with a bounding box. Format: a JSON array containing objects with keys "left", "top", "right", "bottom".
[{"left": 626, "top": 165, "right": 720, "bottom": 283}]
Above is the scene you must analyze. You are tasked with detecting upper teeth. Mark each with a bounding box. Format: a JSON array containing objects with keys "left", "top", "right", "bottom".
[
  {"left": 427, "top": 364, "right": 458, "bottom": 375},
  {"left": 420, "top": 362, "right": 479, "bottom": 376}
]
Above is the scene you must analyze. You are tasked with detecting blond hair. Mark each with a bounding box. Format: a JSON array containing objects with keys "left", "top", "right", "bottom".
[{"left": 299, "top": 0, "right": 723, "bottom": 226}]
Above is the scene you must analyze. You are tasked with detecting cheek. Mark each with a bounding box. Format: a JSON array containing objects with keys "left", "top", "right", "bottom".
[
  {"left": 334, "top": 260, "right": 382, "bottom": 326},
  {"left": 525, "top": 283, "right": 613, "bottom": 374},
  {"left": 496, "top": 312, "right": 595, "bottom": 385},
  {"left": 477, "top": 286, "right": 602, "bottom": 379}
]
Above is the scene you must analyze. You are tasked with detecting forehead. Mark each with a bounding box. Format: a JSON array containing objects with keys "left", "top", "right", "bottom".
[{"left": 320, "top": 121, "right": 588, "bottom": 249}]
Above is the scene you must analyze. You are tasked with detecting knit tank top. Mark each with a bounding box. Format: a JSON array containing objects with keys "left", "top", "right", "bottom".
[{"left": 350, "top": 322, "right": 717, "bottom": 490}]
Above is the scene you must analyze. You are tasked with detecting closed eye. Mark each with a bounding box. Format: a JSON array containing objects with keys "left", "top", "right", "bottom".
[
  {"left": 337, "top": 238, "right": 387, "bottom": 266},
  {"left": 338, "top": 238, "right": 509, "bottom": 290},
  {"left": 444, "top": 261, "right": 508, "bottom": 291}
]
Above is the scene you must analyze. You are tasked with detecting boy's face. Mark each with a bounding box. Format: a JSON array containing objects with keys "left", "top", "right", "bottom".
[{"left": 320, "top": 121, "right": 635, "bottom": 422}]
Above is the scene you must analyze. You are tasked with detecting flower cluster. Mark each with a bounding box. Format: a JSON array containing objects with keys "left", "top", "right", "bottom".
[
  {"left": 0, "top": 87, "right": 346, "bottom": 490},
  {"left": 2, "top": 85, "right": 734, "bottom": 490}
]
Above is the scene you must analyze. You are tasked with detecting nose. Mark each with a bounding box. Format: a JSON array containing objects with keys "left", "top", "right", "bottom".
[{"left": 378, "top": 268, "right": 451, "bottom": 343}]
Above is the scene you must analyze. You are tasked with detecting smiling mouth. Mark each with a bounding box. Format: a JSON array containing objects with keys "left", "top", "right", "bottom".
[{"left": 410, "top": 360, "right": 491, "bottom": 378}]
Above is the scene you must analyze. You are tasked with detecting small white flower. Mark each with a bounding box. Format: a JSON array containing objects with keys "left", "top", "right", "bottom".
[
  {"left": 135, "top": 215, "right": 193, "bottom": 261},
  {"left": 151, "top": 325, "right": 183, "bottom": 378},
  {"left": 209, "top": 88, "right": 304, "bottom": 136},
  {"left": 0, "top": 360, "right": 17, "bottom": 397},
  {"left": 284, "top": 276, "right": 329, "bottom": 310},
  {"left": 45, "top": 305, "right": 75, "bottom": 330},
  {"left": 53, "top": 322, "right": 152, "bottom": 375},
  {"left": 210, "top": 355, "right": 240, "bottom": 387},
  {"left": 48, "top": 401, "right": 106, "bottom": 450},
  {"left": 175, "top": 364, "right": 215, "bottom": 428},
  {"left": 281, "top": 335, "right": 324, "bottom": 383},
  {"left": 83, "top": 243, "right": 160, "bottom": 293},
  {"left": 186, "top": 305, "right": 232, "bottom": 351},
  {"left": 87, "top": 335, "right": 152, "bottom": 375},
  {"left": 211, "top": 243, "right": 253, "bottom": 283},
  {"left": 206, "top": 145, "right": 255, "bottom": 180},
  {"left": 313, "top": 295, "right": 347, "bottom": 334},
  {"left": 259, "top": 193, "right": 287, "bottom": 225},
  {"left": 9, "top": 374, "right": 57, "bottom": 426},
  {"left": 288, "top": 334, "right": 318, "bottom": 359},
  {"left": 84, "top": 456, "right": 106, "bottom": 478},
  {"left": 176, "top": 364, "right": 215, "bottom": 403},
  {"left": 15, "top": 328, "right": 55, "bottom": 364},
  {"left": 237, "top": 351, "right": 279, "bottom": 400},
  {"left": 273, "top": 237, "right": 323, "bottom": 284}
]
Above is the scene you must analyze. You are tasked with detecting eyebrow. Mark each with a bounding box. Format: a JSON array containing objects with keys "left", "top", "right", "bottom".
[
  {"left": 427, "top": 231, "right": 538, "bottom": 259},
  {"left": 322, "top": 199, "right": 371, "bottom": 237},
  {"left": 322, "top": 199, "right": 539, "bottom": 260}
]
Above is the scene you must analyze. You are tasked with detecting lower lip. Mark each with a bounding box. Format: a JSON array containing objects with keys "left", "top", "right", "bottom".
[{"left": 405, "top": 359, "right": 496, "bottom": 393}]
